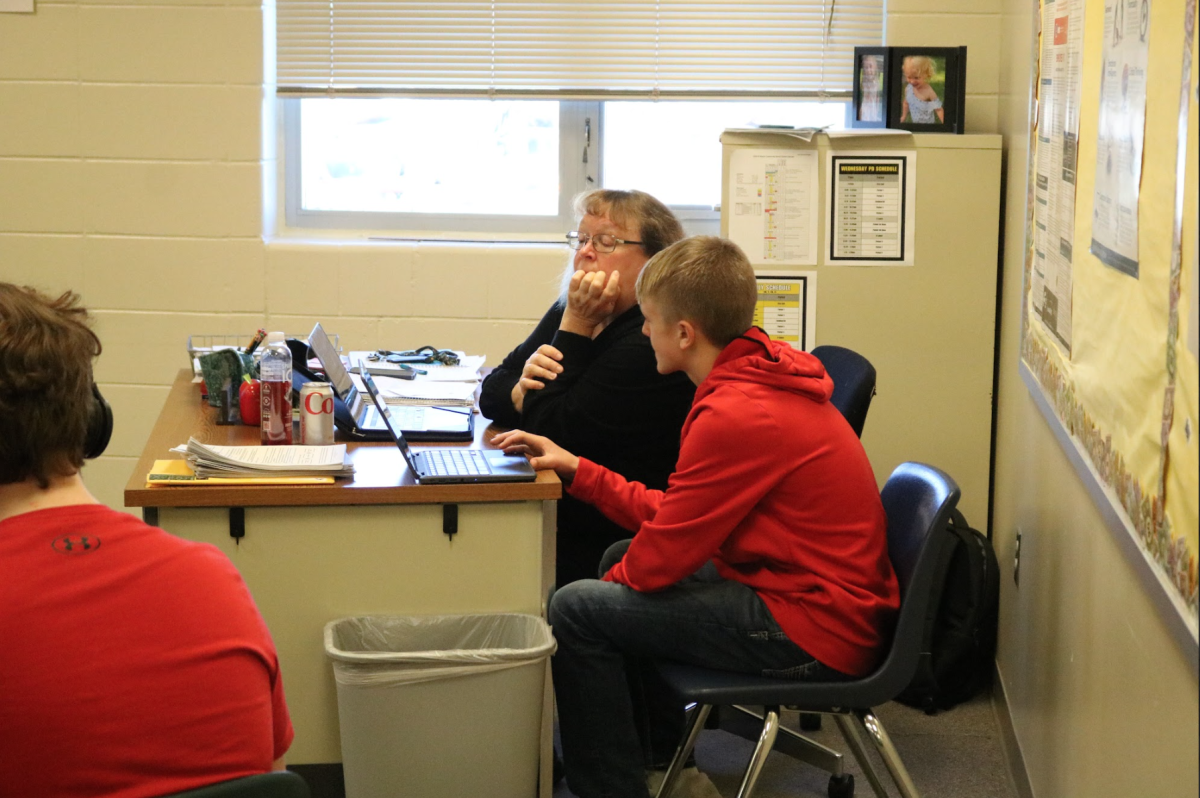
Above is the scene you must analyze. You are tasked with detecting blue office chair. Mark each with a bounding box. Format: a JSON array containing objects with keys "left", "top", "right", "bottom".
[
  {"left": 811, "top": 345, "right": 877, "bottom": 438},
  {"left": 159, "top": 771, "right": 311, "bottom": 798},
  {"left": 652, "top": 462, "right": 960, "bottom": 798}
]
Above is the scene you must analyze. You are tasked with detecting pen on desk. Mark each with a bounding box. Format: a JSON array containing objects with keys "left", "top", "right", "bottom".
[
  {"left": 400, "top": 364, "right": 427, "bottom": 375},
  {"left": 245, "top": 328, "right": 267, "bottom": 356}
]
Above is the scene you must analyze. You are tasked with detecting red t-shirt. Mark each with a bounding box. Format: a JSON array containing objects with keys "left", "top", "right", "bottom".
[{"left": 0, "top": 504, "right": 294, "bottom": 797}]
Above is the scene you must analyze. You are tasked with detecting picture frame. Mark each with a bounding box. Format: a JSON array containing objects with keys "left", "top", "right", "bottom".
[
  {"left": 851, "top": 47, "right": 890, "bottom": 129},
  {"left": 887, "top": 46, "right": 967, "bottom": 134}
]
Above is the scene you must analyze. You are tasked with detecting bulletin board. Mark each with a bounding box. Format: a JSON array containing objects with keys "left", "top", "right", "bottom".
[{"left": 1021, "top": 0, "right": 1199, "bottom": 657}]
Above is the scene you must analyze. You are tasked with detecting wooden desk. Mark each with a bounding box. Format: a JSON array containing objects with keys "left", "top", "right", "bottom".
[{"left": 125, "top": 370, "right": 560, "bottom": 789}]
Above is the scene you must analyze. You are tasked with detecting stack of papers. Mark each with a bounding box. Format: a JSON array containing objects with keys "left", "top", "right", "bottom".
[
  {"left": 168, "top": 437, "right": 356, "bottom": 479},
  {"left": 353, "top": 373, "right": 477, "bottom": 407}
]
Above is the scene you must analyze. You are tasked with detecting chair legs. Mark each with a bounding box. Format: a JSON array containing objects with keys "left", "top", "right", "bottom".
[
  {"left": 853, "top": 708, "right": 921, "bottom": 798},
  {"left": 832, "top": 713, "right": 891, "bottom": 798},
  {"left": 734, "top": 706, "right": 780, "bottom": 798},
  {"left": 656, "top": 703, "right": 783, "bottom": 798},
  {"left": 731, "top": 706, "right": 844, "bottom": 776},
  {"left": 659, "top": 704, "right": 922, "bottom": 798},
  {"left": 655, "top": 703, "right": 711, "bottom": 798}
]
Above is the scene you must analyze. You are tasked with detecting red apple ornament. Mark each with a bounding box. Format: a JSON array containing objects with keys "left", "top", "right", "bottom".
[{"left": 239, "top": 377, "right": 262, "bottom": 426}]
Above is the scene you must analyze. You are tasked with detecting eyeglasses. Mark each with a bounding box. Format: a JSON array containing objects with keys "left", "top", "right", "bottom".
[{"left": 566, "top": 231, "right": 643, "bottom": 254}]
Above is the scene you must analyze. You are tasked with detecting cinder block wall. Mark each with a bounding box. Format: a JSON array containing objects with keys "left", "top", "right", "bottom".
[{"left": 0, "top": 0, "right": 1002, "bottom": 511}]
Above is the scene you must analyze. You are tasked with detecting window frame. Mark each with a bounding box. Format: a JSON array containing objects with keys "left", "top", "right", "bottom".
[
  {"left": 281, "top": 98, "right": 852, "bottom": 239},
  {"left": 282, "top": 98, "right": 595, "bottom": 237}
]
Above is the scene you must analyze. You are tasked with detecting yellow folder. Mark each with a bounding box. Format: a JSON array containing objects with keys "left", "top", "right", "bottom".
[{"left": 146, "top": 459, "right": 335, "bottom": 487}]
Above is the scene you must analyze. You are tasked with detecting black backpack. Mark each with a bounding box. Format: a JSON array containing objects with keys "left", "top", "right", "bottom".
[{"left": 896, "top": 509, "right": 1000, "bottom": 714}]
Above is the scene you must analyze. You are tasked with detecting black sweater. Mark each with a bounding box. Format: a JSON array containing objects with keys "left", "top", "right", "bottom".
[{"left": 480, "top": 302, "right": 696, "bottom": 584}]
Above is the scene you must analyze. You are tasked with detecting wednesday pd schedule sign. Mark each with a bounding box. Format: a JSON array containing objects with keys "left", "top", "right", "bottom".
[{"left": 826, "top": 152, "right": 917, "bottom": 266}]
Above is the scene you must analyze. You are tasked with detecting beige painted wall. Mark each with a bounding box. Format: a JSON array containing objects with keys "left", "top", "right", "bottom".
[{"left": 992, "top": 1, "right": 1200, "bottom": 796}]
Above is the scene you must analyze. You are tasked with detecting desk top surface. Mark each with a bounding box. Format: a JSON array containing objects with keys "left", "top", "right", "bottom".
[{"left": 123, "top": 370, "right": 561, "bottom": 508}]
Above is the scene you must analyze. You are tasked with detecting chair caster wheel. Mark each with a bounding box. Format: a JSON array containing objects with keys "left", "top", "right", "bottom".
[
  {"left": 828, "top": 773, "right": 854, "bottom": 798},
  {"left": 799, "top": 712, "right": 822, "bottom": 731}
]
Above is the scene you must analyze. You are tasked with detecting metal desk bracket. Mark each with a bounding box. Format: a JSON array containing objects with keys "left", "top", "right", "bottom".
[
  {"left": 443, "top": 504, "right": 458, "bottom": 541},
  {"left": 230, "top": 507, "right": 245, "bottom": 544}
]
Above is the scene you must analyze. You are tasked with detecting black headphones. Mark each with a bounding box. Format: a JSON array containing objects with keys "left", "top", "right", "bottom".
[
  {"left": 369, "top": 346, "right": 461, "bottom": 366},
  {"left": 84, "top": 383, "right": 113, "bottom": 460}
]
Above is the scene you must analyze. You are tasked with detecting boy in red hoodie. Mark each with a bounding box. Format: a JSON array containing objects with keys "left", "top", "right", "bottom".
[{"left": 494, "top": 237, "right": 898, "bottom": 798}]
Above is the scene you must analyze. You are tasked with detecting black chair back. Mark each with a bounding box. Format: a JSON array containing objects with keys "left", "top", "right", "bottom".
[
  {"left": 162, "top": 771, "right": 311, "bottom": 798},
  {"left": 882, "top": 462, "right": 958, "bottom": 596},
  {"left": 811, "top": 345, "right": 876, "bottom": 437},
  {"left": 854, "top": 462, "right": 960, "bottom": 705}
]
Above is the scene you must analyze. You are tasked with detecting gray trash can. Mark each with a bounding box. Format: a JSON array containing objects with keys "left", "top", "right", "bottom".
[{"left": 324, "top": 613, "right": 556, "bottom": 798}]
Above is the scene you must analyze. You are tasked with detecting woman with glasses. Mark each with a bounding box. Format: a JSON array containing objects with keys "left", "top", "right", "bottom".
[{"left": 481, "top": 189, "right": 696, "bottom": 588}]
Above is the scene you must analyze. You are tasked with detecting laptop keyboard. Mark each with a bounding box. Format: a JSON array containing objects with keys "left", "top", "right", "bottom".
[{"left": 423, "top": 448, "right": 490, "bottom": 476}]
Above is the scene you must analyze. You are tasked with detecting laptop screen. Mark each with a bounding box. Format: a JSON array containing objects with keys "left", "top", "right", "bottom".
[
  {"left": 307, "top": 323, "right": 356, "bottom": 401},
  {"left": 358, "top": 368, "right": 420, "bottom": 470}
]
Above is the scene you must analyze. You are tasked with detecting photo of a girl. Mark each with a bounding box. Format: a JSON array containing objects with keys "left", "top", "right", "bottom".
[
  {"left": 858, "top": 54, "right": 885, "bottom": 122},
  {"left": 899, "top": 54, "right": 945, "bottom": 124}
]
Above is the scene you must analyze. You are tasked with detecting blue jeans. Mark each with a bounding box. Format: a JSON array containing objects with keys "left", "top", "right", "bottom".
[{"left": 548, "top": 541, "right": 842, "bottom": 798}]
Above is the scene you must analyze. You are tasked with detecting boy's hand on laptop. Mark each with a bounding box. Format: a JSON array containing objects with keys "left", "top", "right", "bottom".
[
  {"left": 512, "top": 344, "right": 564, "bottom": 413},
  {"left": 491, "top": 430, "right": 579, "bottom": 481},
  {"left": 561, "top": 269, "right": 620, "bottom": 337}
]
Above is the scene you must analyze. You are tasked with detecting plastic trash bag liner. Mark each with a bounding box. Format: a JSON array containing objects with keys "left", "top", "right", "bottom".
[{"left": 324, "top": 613, "right": 556, "bottom": 687}]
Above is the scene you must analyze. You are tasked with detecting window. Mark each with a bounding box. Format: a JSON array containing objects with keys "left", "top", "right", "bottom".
[
  {"left": 277, "top": 1, "right": 880, "bottom": 236},
  {"left": 599, "top": 101, "right": 850, "bottom": 211}
]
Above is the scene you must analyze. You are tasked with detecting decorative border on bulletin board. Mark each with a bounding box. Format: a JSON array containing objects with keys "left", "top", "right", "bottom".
[
  {"left": 1023, "top": 334, "right": 1197, "bottom": 610},
  {"left": 1020, "top": 357, "right": 1198, "bottom": 673}
]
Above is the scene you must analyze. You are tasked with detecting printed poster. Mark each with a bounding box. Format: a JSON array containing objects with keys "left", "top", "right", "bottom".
[
  {"left": 824, "top": 152, "right": 917, "bottom": 266},
  {"left": 1090, "top": 0, "right": 1152, "bottom": 277},
  {"left": 1031, "top": 0, "right": 1086, "bottom": 354},
  {"left": 752, "top": 272, "right": 817, "bottom": 350},
  {"left": 727, "top": 149, "right": 819, "bottom": 266}
]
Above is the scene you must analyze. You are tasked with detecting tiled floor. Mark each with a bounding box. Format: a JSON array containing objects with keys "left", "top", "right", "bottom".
[{"left": 553, "top": 694, "right": 1020, "bottom": 798}]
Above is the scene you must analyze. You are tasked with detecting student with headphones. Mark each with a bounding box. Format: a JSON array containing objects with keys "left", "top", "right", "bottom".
[{"left": 0, "top": 282, "right": 295, "bottom": 796}]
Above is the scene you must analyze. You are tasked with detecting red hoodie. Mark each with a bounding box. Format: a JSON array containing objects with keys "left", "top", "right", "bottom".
[{"left": 568, "top": 328, "right": 899, "bottom": 676}]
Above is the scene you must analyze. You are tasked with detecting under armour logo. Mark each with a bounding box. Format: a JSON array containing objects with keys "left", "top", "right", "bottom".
[{"left": 52, "top": 536, "right": 102, "bottom": 555}]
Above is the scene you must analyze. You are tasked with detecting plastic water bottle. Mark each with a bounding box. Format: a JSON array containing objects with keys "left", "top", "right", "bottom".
[{"left": 259, "top": 331, "right": 293, "bottom": 445}]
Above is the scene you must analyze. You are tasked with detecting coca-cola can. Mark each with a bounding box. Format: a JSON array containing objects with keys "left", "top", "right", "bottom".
[{"left": 299, "top": 382, "right": 336, "bottom": 445}]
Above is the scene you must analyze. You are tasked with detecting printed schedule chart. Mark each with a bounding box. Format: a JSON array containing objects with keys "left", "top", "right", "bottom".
[
  {"left": 752, "top": 272, "right": 817, "bottom": 350},
  {"left": 825, "top": 153, "right": 916, "bottom": 266}
]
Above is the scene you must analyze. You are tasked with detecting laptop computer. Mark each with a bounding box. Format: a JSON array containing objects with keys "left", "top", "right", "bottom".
[
  {"left": 306, "top": 323, "right": 474, "bottom": 442},
  {"left": 359, "top": 367, "right": 538, "bottom": 484}
]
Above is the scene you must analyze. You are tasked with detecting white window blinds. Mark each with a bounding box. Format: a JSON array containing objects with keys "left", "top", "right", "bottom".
[{"left": 275, "top": 1, "right": 883, "bottom": 98}]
